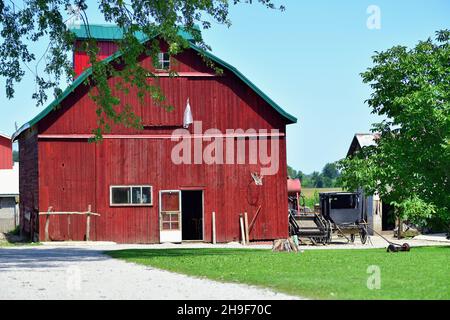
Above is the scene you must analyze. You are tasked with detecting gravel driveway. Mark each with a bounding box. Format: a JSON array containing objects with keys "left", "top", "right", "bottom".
[{"left": 0, "top": 246, "right": 299, "bottom": 300}]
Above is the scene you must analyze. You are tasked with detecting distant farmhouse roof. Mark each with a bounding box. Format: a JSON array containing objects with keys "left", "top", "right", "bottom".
[
  {"left": 0, "top": 163, "right": 19, "bottom": 197},
  {"left": 347, "top": 133, "right": 380, "bottom": 157},
  {"left": 12, "top": 24, "right": 297, "bottom": 140}
]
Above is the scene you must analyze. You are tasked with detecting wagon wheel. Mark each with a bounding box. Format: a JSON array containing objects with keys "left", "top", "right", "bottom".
[
  {"left": 326, "top": 227, "right": 332, "bottom": 244},
  {"left": 326, "top": 221, "right": 332, "bottom": 244},
  {"left": 360, "top": 227, "right": 368, "bottom": 245},
  {"left": 350, "top": 233, "right": 355, "bottom": 243}
]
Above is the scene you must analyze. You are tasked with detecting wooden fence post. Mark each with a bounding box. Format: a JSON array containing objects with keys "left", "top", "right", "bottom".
[
  {"left": 239, "top": 214, "right": 246, "bottom": 245},
  {"left": 86, "top": 204, "right": 92, "bottom": 241},
  {"left": 39, "top": 206, "right": 100, "bottom": 243},
  {"left": 244, "top": 212, "right": 249, "bottom": 245},
  {"left": 212, "top": 211, "right": 216, "bottom": 244},
  {"left": 44, "top": 206, "right": 53, "bottom": 241}
]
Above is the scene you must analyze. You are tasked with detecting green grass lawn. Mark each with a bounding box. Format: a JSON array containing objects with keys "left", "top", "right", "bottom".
[
  {"left": 0, "top": 241, "right": 41, "bottom": 247},
  {"left": 107, "top": 247, "right": 450, "bottom": 300}
]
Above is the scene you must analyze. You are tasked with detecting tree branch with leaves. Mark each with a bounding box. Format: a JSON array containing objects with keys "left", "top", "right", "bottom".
[
  {"left": 0, "top": 0, "right": 285, "bottom": 140},
  {"left": 339, "top": 30, "right": 450, "bottom": 231}
]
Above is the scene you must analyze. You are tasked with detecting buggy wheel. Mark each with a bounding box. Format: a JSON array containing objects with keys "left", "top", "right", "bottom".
[
  {"left": 350, "top": 233, "right": 355, "bottom": 243},
  {"left": 360, "top": 228, "right": 368, "bottom": 245},
  {"left": 327, "top": 230, "right": 332, "bottom": 244}
]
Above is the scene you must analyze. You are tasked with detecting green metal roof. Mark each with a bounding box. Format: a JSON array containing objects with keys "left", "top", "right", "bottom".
[
  {"left": 12, "top": 25, "right": 296, "bottom": 140},
  {"left": 69, "top": 24, "right": 196, "bottom": 42}
]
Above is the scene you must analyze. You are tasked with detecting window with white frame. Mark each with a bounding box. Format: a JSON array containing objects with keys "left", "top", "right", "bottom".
[
  {"left": 157, "top": 52, "right": 170, "bottom": 70},
  {"left": 110, "top": 186, "right": 153, "bottom": 206}
]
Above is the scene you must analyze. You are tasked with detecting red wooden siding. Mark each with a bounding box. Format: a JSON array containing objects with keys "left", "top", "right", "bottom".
[
  {"left": 0, "top": 135, "right": 12, "bottom": 169},
  {"left": 38, "top": 140, "right": 96, "bottom": 241},
  {"left": 21, "top": 43, "right": 291, "bottom": 243},
  {"left": 74, "top": 40, "right": 118, "bottom": 76},
  {"left": 37, "top": 137, "right": 288, "bottom": 243}
]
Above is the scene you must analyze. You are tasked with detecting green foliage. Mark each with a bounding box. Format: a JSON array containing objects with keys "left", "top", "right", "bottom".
[
  {"left": 8, "top": 225, "right": 20, "bottom": 236},
  {"left": 12, "top": 150, "right": 18, "bottom": 162},
  {"left": 108, "top": 247, "right": 450, "bottom": 299},
  {"left": 322, "top": 162, "right": 339, "bottom": 180},
  {"left": 289, "top": 162, "right": 341, "bottom": 188},
  {"left": 302, "top": 190, "right": 319, "bottom": 208},
  {"left": 0, "top": 0, "right": 284, "bottom": 140},
  {"left": 391, "top": 196, "right": 436, "bottom": 228},
  {"left": 339, "top": 30, "right": 450, "bottom": 228}
]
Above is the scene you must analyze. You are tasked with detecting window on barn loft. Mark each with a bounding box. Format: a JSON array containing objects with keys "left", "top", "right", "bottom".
[
  {"left": 157, "top": 52, "right": 170, "bottom": 70},
  {"left": 110, "top": 186, "right": 153, "bottom": 206}
]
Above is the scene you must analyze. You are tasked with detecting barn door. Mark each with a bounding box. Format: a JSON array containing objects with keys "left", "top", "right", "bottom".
[{"left": 159, "top": 190, "right": 182, "bottom": 243}]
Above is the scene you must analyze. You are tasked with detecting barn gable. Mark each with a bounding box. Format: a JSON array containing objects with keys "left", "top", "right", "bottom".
[{"left": 13, "top": 25, "right": 296, "bottom": 140}]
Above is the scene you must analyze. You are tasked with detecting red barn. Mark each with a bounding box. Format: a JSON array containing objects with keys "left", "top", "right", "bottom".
[
  {"left": 13, "top": 25, "right": 297, "bottom": 243},
  {"left": 0, "top": 134, "right": 13, "bottom": 170}
]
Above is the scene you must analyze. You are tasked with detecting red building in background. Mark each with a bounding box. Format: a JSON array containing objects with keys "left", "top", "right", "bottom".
[
  {"left": 0, "top": 134, "right": 13, "bottom": 170},
  {"left": 13, "top": 25, "right": 297, "bottom": 243},
  {"left": 0, "top": 133, "right": 19, "bottom": 233}
]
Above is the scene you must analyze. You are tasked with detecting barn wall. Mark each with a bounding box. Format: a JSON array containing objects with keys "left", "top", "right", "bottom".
[
  {"left": 38, "top": 139, "right": 96, "bottom": 241},
  {"left": 37, "top": 137, "right": 288, "bottom": 243},
  {"left": 74, "top": 40, "right": 119, "bottom": 76},
  {"left": 33, "top": 45, "right": 290, "bottom": 243},
  {"left": 0, "top": 136, "right": 12, "bottom": 170},
  {"left": 18, "top": 128, "right": 39, "bottom": 239}
]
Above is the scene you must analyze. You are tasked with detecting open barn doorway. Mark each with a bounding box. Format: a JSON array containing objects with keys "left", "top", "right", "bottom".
[
  {"left": 181, "top": 190, "right": 204, "bottom": 241},
  {"left": 382, "top": 202, "right": 395, "bottom": 231}
]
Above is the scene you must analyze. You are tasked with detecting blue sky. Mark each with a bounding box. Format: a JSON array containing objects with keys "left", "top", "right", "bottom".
[{"left": 0, "top": 0, "right": 449, "bottom": 173}]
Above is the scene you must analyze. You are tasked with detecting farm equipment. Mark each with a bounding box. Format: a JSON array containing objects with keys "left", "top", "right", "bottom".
[
  {"left": 287, "top": 178, "right": 410, "bottom": 250},
  {"left": 289, "top": 209, "right": 332, "bottom": 245},
  {"left": 319, "top": 192, "right": 369, "bottom": 244},
  {"left": 287, "top": 179, "right": 368, "bottom": 245},
  {"left": 287, "top": 178, "right": 332, "bottom": 244}
]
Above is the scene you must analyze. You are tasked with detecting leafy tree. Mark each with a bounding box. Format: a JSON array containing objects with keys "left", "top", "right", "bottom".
[
  {"left": 322, "top": 162, "right": 339, "bottom": 180},
  {"left": 310, "top": 171, "right": 323, "bottom": 188},
  {"left": 301, "top": 176, "right": 313, "bottom": 188},
  {"left": 322, "top": 176, "right": 332, "bottom": 188},
  {"left": 295, "top": 169, "right": 304, "bottom": 181},
  {"left": 288, "top": 163, "right": 340, "bottom": 188},
  {"left": 12, "top": 150, "right": 18, "bottom": 162},
  {"left": 339, "top": 30, "right": 450, "bottom": 229},
  {"left": 0, "top": 0, "right": 284, "bottom": 140},
  {"left": 287, "top": 165, "right": 297, "bottom": 179}
]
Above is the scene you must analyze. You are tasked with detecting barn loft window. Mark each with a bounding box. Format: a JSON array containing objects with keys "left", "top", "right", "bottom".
[
  {"left": 110, "top": 186, "right": 153, "bottom": 206},
  {"left": 157, "top": 52, "right": 170, "bottom": 70}
]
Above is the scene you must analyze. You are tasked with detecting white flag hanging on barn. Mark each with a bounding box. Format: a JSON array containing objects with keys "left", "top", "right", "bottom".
[{"left": 183, "top": 98, "right": 193, "bottom": 128}]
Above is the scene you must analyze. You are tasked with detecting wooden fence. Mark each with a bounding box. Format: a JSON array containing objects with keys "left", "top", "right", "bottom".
[{"left": 38, "top": 205, "right": 100, "bottom": 241}]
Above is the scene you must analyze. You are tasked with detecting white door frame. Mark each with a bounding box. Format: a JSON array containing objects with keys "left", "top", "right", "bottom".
[{"left": 159, "top": 190, "right": 182, "bottom": 243}]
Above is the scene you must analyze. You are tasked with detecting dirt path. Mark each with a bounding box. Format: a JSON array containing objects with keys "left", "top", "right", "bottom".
[{"left": 0, "top": 247, "right": 299, "bottom": 300}]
